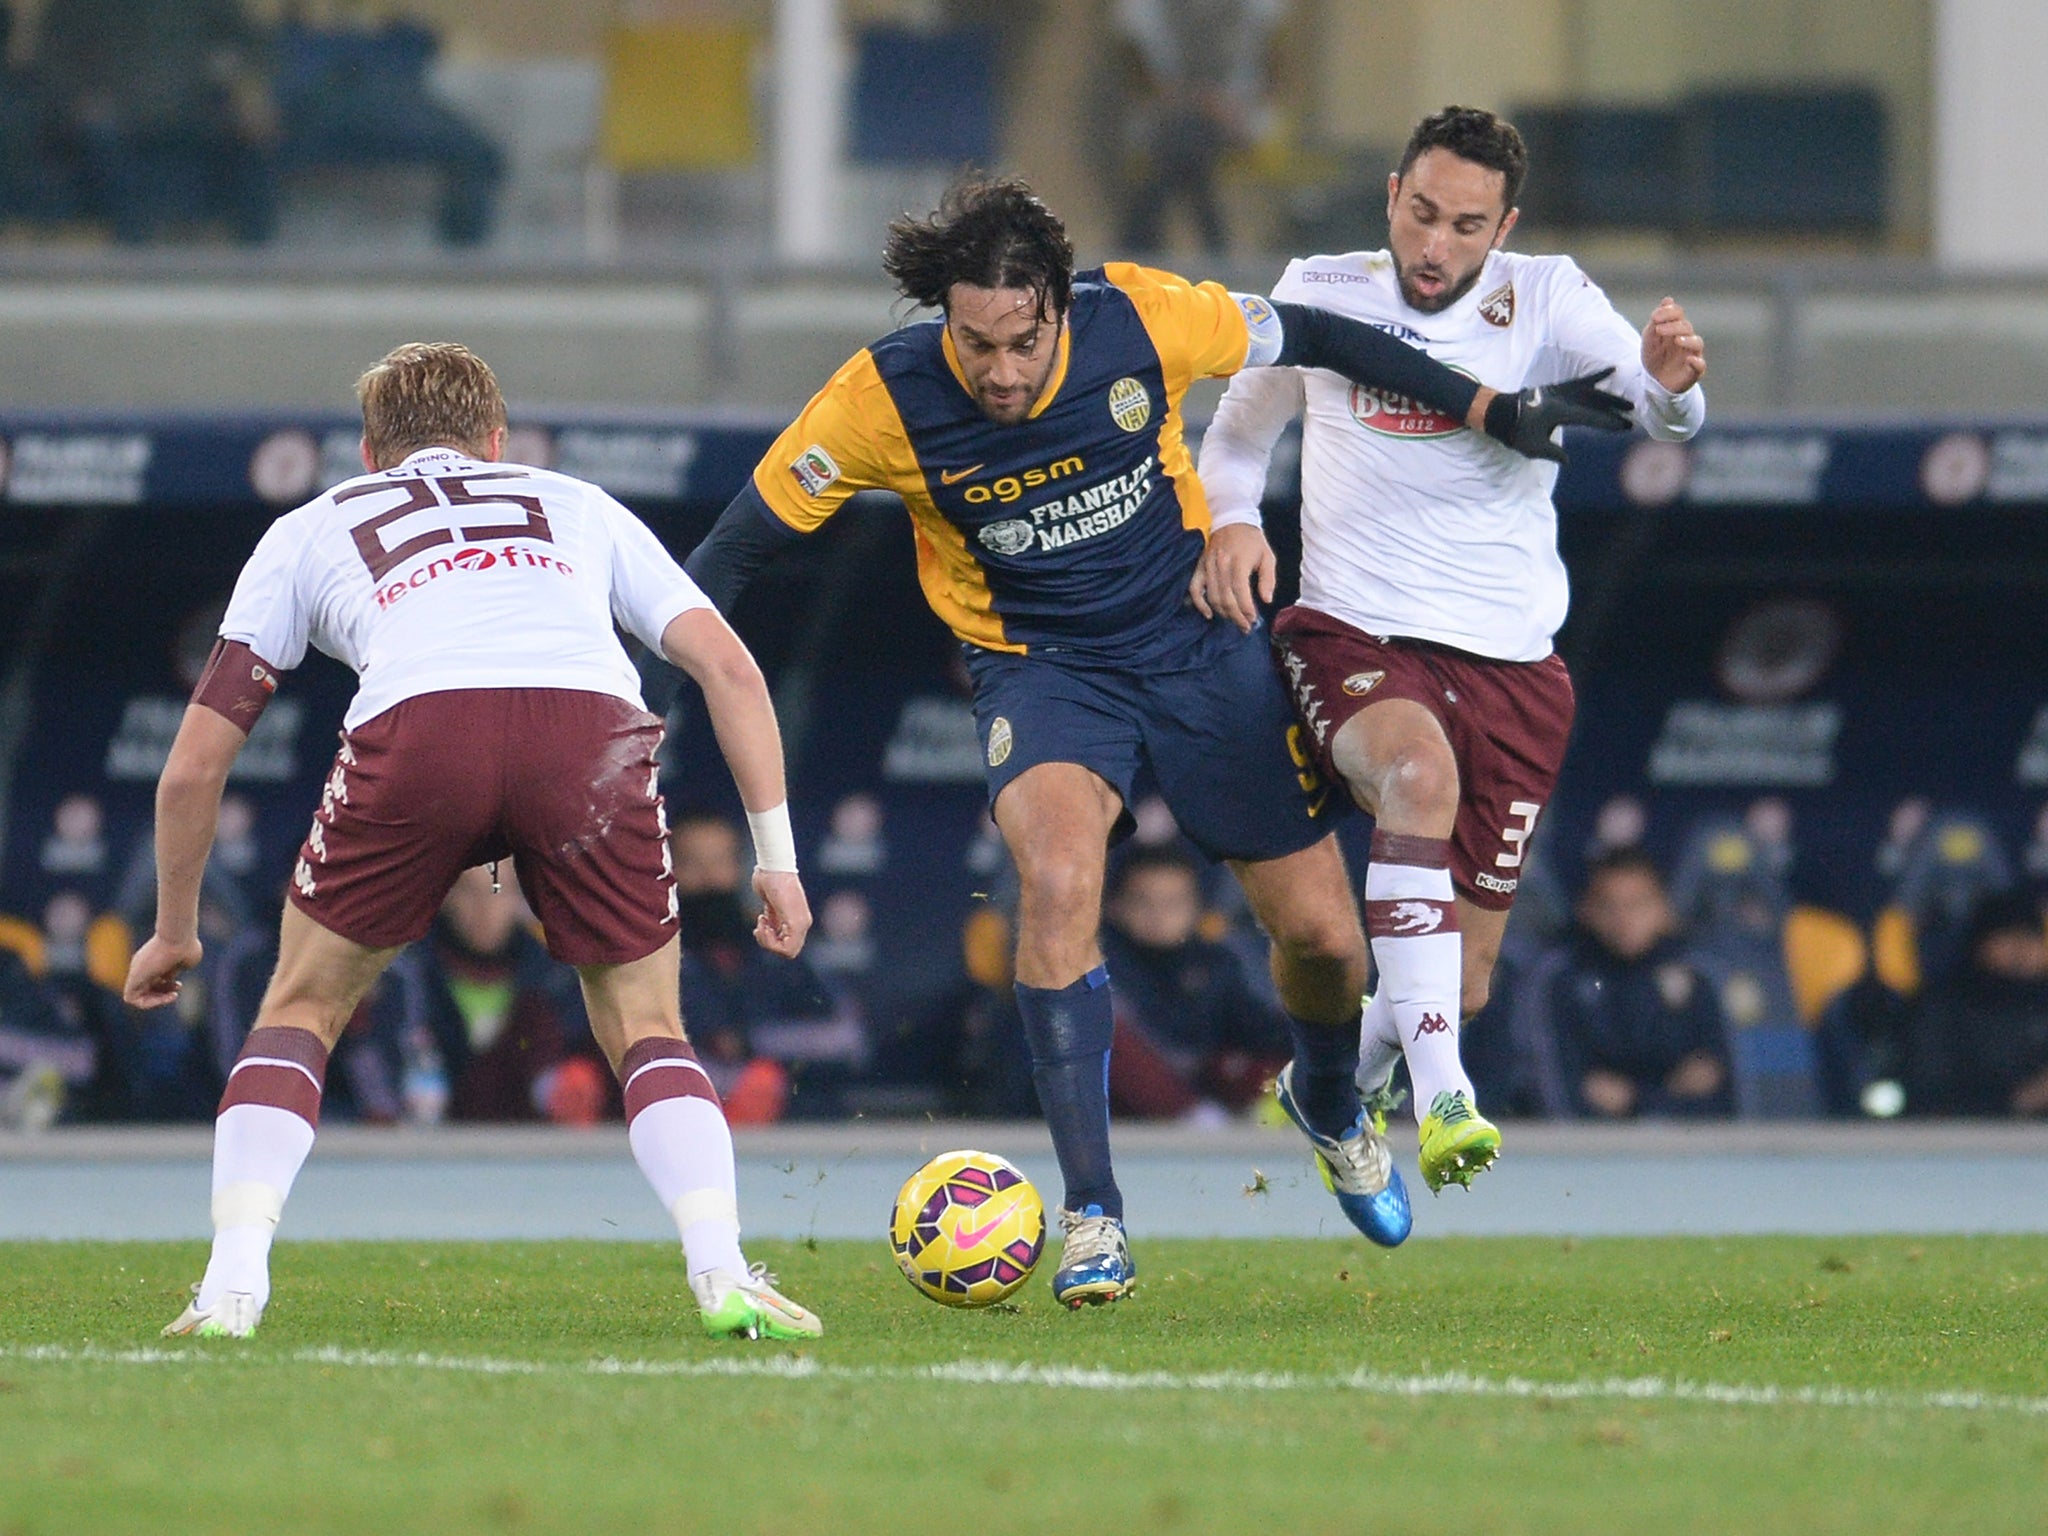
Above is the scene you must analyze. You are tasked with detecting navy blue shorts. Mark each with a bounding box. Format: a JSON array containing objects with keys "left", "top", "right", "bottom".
[{"left": 963, "top": 618, "right": 1343, "bottom": 863}]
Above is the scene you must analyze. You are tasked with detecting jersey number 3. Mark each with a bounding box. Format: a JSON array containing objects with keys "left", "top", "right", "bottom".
[{"left": 338, "top": 474, "right": 554, "bottom": 582}]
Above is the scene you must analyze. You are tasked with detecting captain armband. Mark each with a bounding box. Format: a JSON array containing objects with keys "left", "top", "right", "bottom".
[
  {"left": 191, "top": 639, "right": 282, "bottom": 729},
  {"left": 1233, "top": 292, "right": 1286, "bottom": 368}
]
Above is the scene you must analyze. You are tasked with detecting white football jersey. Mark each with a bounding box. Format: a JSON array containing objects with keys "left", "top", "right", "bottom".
[
  {"left": 1199, "top": 248, "right": 1704, "bottom": 662},
  {"left": 220, "top": 447, "right": 711, "bottom": 729}
]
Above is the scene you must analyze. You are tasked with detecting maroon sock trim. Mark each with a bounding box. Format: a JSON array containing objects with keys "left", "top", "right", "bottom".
[
  {"left": 219, "top": 1064, "right": 324, "bottom": 1126},
  {"left": 239, "top": 1026, "right": 331, "bottom": 1083},
  {"left": 1369, "top": 830, "right": 1452, "bottom": 869},
  {"left": 216, "top": 1025, "right": 331, "bottom": 1124},
  {"left": 1365, "top": 897, "right": 1460, "bottom": 939},
  {"left": 619, "top": 1036, "right": 721, "bottom": 1121}
]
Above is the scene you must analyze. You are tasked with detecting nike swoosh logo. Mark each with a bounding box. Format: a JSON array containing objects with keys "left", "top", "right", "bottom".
[
  {"left": 953, "top": 1198, "right": 1022, "bottom": 1250},
  {"left": 938, "top": 464, "right": 984, "bottom": 485}
]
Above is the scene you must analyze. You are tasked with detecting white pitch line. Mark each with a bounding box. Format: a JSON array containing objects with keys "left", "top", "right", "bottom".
[{"left": 4, "top": 1342, "right": 2045, "bottom": 1418}]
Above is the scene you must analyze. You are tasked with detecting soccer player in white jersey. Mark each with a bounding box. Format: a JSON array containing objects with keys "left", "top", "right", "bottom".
[
  {"left": 1195, "top": 106, "right": 1706, "bottom": 1200},
  {"left": 124, "top": 343, "right": 823, "bottom": 1341}
]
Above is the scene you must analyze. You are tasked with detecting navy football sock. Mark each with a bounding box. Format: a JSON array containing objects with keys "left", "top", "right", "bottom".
[
  {"left": 1286, "top": 1010, "right": 1363, "bottom": 1137},
  {"left": 1016, "top": 968, "right": 1122, "bottom": 1221}
]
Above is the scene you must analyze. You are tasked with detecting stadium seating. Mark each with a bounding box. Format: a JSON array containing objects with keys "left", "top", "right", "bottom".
[{"left": 1509, "top": 85, "right": 1886, "bottom": 236}]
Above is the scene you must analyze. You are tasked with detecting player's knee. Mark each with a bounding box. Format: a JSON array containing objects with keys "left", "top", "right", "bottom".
[
  {"left": 1380, "top": 741, "right": 1459, "bottom": 825},
  {"left": 1016, "top": 854, "right": 1102, "bottom": 932},
  {"left": 1268, "top": 907, "right": 1367, "bottom": 979}
]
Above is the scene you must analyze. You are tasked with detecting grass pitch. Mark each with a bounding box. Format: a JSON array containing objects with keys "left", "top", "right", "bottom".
[{"left": 3, "top": 1236, "right": 2045, "bottom": 1535}]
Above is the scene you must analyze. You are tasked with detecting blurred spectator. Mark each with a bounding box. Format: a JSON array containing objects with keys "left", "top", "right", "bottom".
[
  {"left": 672, "top": 813, "right": 850, "bottom": 1122},
  {"left": 1885, "top": 809, "right": 2012, "bottom": 988},
  {"left": 41, "top": 889, "right": 189, "bottom": 1121},
  {"left": 815, "top": 792, "right": 887, "bottom": 876},
  {"left": 40, "top": 0, "right": 279, "bottom": 244},
  {"left": 1584, "top": 794, "right": 1648, "bottom": 861},
  {"left": 1669, "top": 813, "right": 1821, "bottom": 1116},
  {"left": 415, "top": 865, "right": 604, "bottom": 1123},
  {"left": 1908, "top": 891, "right": 2048, "bottom": 1117},
  {"left": 1875, "top": 796, "right": 1931, "bottom": 882},
  {"left": 212, "top": 792, "right": 264, "bottom": 880},
  {"left": 808, "top": 888, "right": 877, "bottom": 978},
  {"left": 274, "top": 14, "right": 503, "bottom": 246},
  {"left": 39, "top": 792, "right": 108, "bottom": 884},
  {"left": 1543, "top": 847, "right": 1732, "bottom": 1119},
  {"left": 0, "top": 937, "right": 95, "bottom": 1130},
  {"left": 1110, "top": 0, "right": 1285, "bottom": 253},
  {"left": 1099, "top": 844, "right": 1288, "bottom": 1122}
]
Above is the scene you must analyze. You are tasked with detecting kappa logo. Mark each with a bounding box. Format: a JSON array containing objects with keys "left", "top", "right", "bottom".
[
  {"left": 1341, "top": 670, "right": 1385, "bottom": 697},
  {"left": 1108, "top": 376, "right": 1152, "bottom": 433},
  {"left": 790, "top": 444, "right": 840, "bottom": 497},
  {"left": 1478, "top": 282, "right": 1515, "bottom": 328},
  {"left": 987, "top": 716, "right": 1014, "bottom": 768},
  {"left": 1387, "top": 900, "right": 1446, "bottom": 935},
  {"left": 1474, "top": 871, "right": 1518, "bottom": 895},
  {"left": 1413, "top": 1012, "right": 1451, "bottom": 1039}
]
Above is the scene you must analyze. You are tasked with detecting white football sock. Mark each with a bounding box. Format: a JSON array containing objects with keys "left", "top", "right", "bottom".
[
  {"left": 199, "top": 1102, "right": 316, "bottom": 1310},
  {"left": 1365, "top": 833, "right": 1474, "bottom": 1114},
  {"left": 1354, "top": 989, "right": 1403, "bottom": 1104},
  {"left": 621, "top": 1040, "right": 748, "bottom": 1281}
]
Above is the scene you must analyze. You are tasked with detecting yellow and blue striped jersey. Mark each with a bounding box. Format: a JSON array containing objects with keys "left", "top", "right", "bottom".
[{"left": 750, "top": 263, "right": 1254, "bottom": 664}]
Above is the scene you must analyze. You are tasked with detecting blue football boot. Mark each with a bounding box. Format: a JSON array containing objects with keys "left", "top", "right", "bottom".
[
  {"left": 1274, "top": 1061, "right": 1412, "bottom": 1247},
  {"left": 1051, "top": 1205, "right": 1135, "bottom": 1307}
]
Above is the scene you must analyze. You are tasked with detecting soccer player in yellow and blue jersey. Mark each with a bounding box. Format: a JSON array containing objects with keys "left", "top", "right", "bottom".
[{"left": 687, "top": 177, "right": 1626, "bottom": 1303}]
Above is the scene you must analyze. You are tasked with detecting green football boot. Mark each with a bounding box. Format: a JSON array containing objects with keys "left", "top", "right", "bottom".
[
  {"left": 692, "top": 1264, "right": 823, "bottom": 1340},
  {"left": 1417, "top": 1090, "right": 1501, "bottom": 1192}
]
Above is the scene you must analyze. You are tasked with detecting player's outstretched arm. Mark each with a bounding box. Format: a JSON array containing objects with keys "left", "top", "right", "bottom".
[
  {"left": 660, "top": 606, "right": 813, "bottom": 958},
  {"left": 683, "top": 483, "right": 808, "bottom": 613},
  {"left": 126, "top": 705, "right": 248, "bottom": 1007},
  {"left": 1266, "top": 302, "right": 1632, "bottom": 462}
]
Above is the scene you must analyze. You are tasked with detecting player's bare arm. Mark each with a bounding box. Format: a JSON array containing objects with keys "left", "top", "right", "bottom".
[
  {"left": 124, "top": 703, "right": 249, "bottom": 1006},
  {"left": 660, "top": 605, "right": 812, "bottom": 958},
  {"left": 1642, "top": 296, "right": 1707, "bottom": 393}
]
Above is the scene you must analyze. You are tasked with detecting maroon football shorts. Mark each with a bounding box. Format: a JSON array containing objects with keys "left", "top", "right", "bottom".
[
  {"left": 289, "top": 687, "right": 676, "bottom": 965},
  {"left": 1270, "top": 605, "right": 1575, "bottom": 911}
]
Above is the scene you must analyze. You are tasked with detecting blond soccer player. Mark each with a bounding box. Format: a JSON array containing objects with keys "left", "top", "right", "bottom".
[{"left": 128, "top": 343, "right": 821, "bottom": 1341}]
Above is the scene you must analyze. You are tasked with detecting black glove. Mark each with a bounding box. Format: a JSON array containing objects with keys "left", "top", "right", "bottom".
[{"left": 1482, "top": 368, "right": 1634, "bottom": 464}]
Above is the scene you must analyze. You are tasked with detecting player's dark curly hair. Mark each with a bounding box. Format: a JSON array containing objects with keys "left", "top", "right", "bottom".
[
  {"left": 1397, "top": 106, "right": 1528, "bottom": 210},
  {"left": 882, "top": 174, "right": 1075, "bottom": 319}
]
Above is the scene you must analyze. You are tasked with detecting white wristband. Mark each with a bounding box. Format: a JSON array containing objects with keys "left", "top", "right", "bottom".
[{"left": 746, "top": 802, "right": 799, "bottom": 873}]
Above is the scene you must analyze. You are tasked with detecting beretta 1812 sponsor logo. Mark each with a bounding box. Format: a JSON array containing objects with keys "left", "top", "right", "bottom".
[{"left": 1348, "top": 368, "right": 1476, "bottom": 439}]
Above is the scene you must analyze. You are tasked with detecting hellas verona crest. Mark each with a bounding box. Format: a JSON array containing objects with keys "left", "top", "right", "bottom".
[{"left": 1108, "top": 377, "right": 1151, "bottom": 433}]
